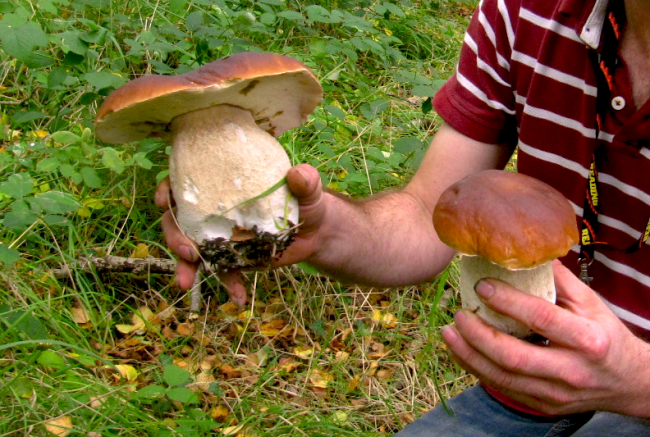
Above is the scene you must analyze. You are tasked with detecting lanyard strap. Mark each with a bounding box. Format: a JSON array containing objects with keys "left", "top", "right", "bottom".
[{"left": 579, "top": 3, "right": 650, "bottom": 275}]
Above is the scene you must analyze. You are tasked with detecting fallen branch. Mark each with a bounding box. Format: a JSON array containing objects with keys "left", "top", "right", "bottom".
[
  {"left": 51, "top": 255, "right": 208, "bottom": 313},
  {"left": 51, "top": 254, "right": 176, "bottom": 278}
]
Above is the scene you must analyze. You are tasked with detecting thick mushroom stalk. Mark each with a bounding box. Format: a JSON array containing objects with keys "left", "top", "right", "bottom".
[
  {"left": 94, "top": 52, "right": 323, "bottom": 270},
  {"left": 433, "top": 170, "right": 579, "bottom": 338},
  {"left": 169, "top": 104, "right": 298, "bottom": 268},
  {"left": 458, "top": 257, "right": 554, "bottom": 337}
]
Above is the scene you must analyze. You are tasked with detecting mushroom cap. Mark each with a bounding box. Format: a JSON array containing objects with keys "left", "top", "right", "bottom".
[
  {"left": 433, "top": 170, "right": 579, "bottom": 270},
  {"left": 94, "top": 52, "right": 323, "bottom": 143}
]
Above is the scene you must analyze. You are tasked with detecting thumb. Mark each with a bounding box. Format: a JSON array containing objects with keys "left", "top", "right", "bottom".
[
  {"left": 552, "top": 259, "right": 604, "bottom": 313},
  {"left": 286, "top": 164, "right": 326, "bottom": 234}
]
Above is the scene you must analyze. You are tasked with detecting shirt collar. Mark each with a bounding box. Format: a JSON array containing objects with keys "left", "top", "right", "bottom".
[{"left": 558, "top": 0, "right": 610, "bottom": 49}]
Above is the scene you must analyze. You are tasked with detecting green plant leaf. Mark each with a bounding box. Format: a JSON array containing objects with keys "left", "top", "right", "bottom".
[
  {"left": 163, "top": 364, "right": 191, "bottom": 387},
  {"left": 3, "top": 201, "right": 38, "bottom": 230},
  {"left": 135, "top": 384, "right": 167, "bottom": 399},
  {"left": 101, "top": 147, "right": 126, "bottom": 173},
  {"left": 31, "top": 191, "right": 80, "bottom": 214},
  {"left": 81, "top": 72, "right": 126, "bottom": 91},
  {"left": 277, "top": 10, "right": 304, "bottom": 21},
  {"left": 133, "top": 152, "right": 153, "bottom": 170},
  {"left": 57, "top": 31, "right": 89, "bottom": 55},
  {"left": 37, "top": 350, "right": 66, "bottom": 369},
  {"left": 0, "top": 306, "right": 49, "bottom": 340},
  {"left": 80, "top": 166, "right": 102, "bottom": 188},
  {"left": 0, "top": 173, "right": 34, "bottom": 199},
  {"left": 0, "top": 245, "right": 20, "bottom": 268},
  {"left": 393, "top": 137, "right": 423, "bottom": 154},
  {"left": 166, "top": 387, "right": 199, "bottom": 404},
  {"left": 0, "top": 21, "right": 49, "bottom": 61},
  {"left": 36, "top": 157, "right": 61, "bottom": 173},
  {"left": 11, "top": 111, "right": 47, "bottom": 124},
  {"left": 186, "top": 11, "right": 204, "bottom": 32}
]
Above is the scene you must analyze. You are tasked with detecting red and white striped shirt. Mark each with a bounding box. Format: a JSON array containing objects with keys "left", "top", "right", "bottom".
[{"left": 434, "top": 0, "right": 650, "bottom": 341}]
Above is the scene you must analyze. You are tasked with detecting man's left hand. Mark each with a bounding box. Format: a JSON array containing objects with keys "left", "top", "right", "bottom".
[{"left": 442, "top": 260, "right": 650, "bottom": 417}]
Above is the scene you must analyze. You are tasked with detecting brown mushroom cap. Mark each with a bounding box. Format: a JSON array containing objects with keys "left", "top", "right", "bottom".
[
  {"left": 94, "top": 52, "right": 323, "bottom": 143},
  {"left": 433, "top": 170, "right": 579, "bottom": 270}
]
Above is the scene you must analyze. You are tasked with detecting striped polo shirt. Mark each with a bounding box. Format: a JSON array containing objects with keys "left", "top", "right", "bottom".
[{"left": 433, "top": 0, "right": 650, "bottom": 341}]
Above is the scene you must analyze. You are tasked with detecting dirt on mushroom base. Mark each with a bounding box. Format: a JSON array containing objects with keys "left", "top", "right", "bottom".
[{"left": 199, "top": 222, "right": 296, "bottom": 269}]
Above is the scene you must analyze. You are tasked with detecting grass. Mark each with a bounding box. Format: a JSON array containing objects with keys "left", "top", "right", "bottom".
[{"left": 1, "top": 0, "right": 477, "bottom": 435}]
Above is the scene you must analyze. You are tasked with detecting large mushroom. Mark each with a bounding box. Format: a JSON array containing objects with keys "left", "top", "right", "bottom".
[
  {"left": 433, "top": 170, "right": 579, "bottom": 338},
  {"left": 95, "top": 52, "right": 323, "bottom": 269}
]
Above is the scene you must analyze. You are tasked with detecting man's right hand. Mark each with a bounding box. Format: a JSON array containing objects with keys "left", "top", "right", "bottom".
[{"left": 155, "top": 163, "right": 328, "bottom": 305}]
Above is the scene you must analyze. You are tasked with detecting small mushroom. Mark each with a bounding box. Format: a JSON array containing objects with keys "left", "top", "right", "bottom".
[
  {"left": 433, "top": 170, "right": 579, "bottom": 338},
  {"left": 95, "top": 52, "right": 323, "bottom": 269}
]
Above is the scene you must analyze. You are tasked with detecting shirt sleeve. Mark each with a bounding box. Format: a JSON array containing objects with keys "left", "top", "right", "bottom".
[{"left": 433, "top": 0, "right": 519, "bottom": 145}]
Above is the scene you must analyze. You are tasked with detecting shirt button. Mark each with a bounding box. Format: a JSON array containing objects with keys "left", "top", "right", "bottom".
[{"left": 611, "top": 96, "right": 626, "bottom": 110}]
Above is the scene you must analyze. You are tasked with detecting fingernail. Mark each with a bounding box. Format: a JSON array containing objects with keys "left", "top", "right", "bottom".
[
  {"left": 180, "top": 245, "right": 198, "bottom": 262},
  {"left": 155, "top": 188, "right": 169, "bottom": 207},
  {"left": 440, "top": 324, "right": 458, "bottom": 343},
  {"left": 474, "top": 279, "right": 495, "bottom": 299},
  {"left": 454, "top": 310, "right": 467, "bottom": 324}
]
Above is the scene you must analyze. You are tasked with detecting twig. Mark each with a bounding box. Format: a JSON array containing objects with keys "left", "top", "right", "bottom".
[{"left": 50, "top": 255, "right": 176, "bottom": 278}]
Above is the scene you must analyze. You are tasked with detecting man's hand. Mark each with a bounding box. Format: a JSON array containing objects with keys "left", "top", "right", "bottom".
[
  {"left": 155, "top": 164, "right": 327, "bottom": 305},
  {"left": 442, "top": 260, "right": 650, "bottom": 418}
]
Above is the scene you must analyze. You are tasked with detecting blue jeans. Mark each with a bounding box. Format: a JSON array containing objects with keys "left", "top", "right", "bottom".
[{"left": 395, "top": 385, "right": 650, "bottom": 436}]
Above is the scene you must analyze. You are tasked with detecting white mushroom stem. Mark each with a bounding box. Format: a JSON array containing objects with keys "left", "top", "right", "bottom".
[
  {"left": 168, "top": 104, "right": 298, "bottom": 246},
  {"left": 458, "top": 255, "right": 555, "bottom": 338}
]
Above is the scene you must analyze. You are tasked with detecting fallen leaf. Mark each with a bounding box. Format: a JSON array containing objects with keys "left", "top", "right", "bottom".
[
  {"left": 44, "top": 416, "right": 73, "bottom": 436},
  {"left": 114, "top": 364, "right": 138, "bottom": 382},
  {"left": 221, "top": 364, "right": 241, "bottom": 379},
  {"left": 371, "top": 309, "right": 398, "bottom": 328},
  {"left": 130, "top": 243, "right": 149, "bottom": 258},
  {"left": 276, "top": 357, "right": 301, "bottom": 373},
  {"left": 221, "top": 425, "right": 245, "bottom": 436},
  {"left": 194, "top": 371, "right": 217, "bottom": 392},
  {"left": 71, "top": 307, "right": 89, "bottom": 324},
  {"left": 293, "top": 345, "right": 314, "bottom": 359},
  {"left": 219, "top": 302, "right": 240, "bottom": 316},
  {"left": 176, "top": 322, "right": 193, "bottom": 336},
  {"left": 309, "top": 369, "right": 334, "bottom": 389},
  {"left": 259, "top": 319, "right": 286, "bottom": 337},
  {"left": 210, "top": 405, "right": 230, "bottom": 422}
]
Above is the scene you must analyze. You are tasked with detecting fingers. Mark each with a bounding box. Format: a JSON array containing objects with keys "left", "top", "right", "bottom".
[
  {"left": 448, "top": 309, "right": 584, "bottom": 383},
  {"left": 156, "top": 178, "right": 249, "bottom": 305},
  {"left": 474, "top": 277, "right": 594, "bottom": 348},
  {"left": 176, "top": 258, "right": 199, "bottom": 290},
  {"left": 442, "top": 311, "right": 594, "bottom": 415},
  {"left": 161, "top": 210, "right": 199, "bottom": 262},
  {"left": 155, "top": 177, "right": 174, "bottom": 210},
  {"left": 220, "top": 270, "right": 248, "bottom": 307}
]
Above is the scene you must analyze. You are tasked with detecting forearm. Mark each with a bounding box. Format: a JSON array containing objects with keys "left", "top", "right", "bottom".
[
  {"left": 305, "top": 188, "right": 454, "bottom": 286},
  {"left": 304, "top": 123, "right": 513, "bottom": 286}
]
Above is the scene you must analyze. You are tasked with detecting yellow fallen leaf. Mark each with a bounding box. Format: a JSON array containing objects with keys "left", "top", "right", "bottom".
[
  {"left": 293, "top": 345, "right": 314, "bottom": 359},
  {"left": 371, "top": 309, "right": 398, "bottom": 328},
  {"left": 116, "top": 307, "right": 155, "bottom": 334},
  {"left": 71, "top": 307, "right": 89, "bottom": 324},
  {"left": 221, "top": 424, "right": 244, "bottom": 436},
  {"left": 259, "top": 319, "right": 286, "bottom": 337},
  {"left": 176, "top": 322, "right": 193, "bottom": 336},
  {"left": 33, "top": 130, "right": 49, "bottom": 138},
  {"left": 130, "top": 243, "right": 149, "bottom": 258},
  {"left": 194, "top": 372, "right": 216, "bottom": 392},
  {"left": 44, "top": 416, "right": 73, "bottom": 436},
  {"left": 219, "top": 301, "right": 240, "bottom": 316},
  {"left": 115, "top": 364, "right": 138, "bottom": 382},
  {"left": 309, "top": 369, "right": 334, "bottom": 389},
  {"left": 210, "top": 405, "right": 230, "bottom": 422}
]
